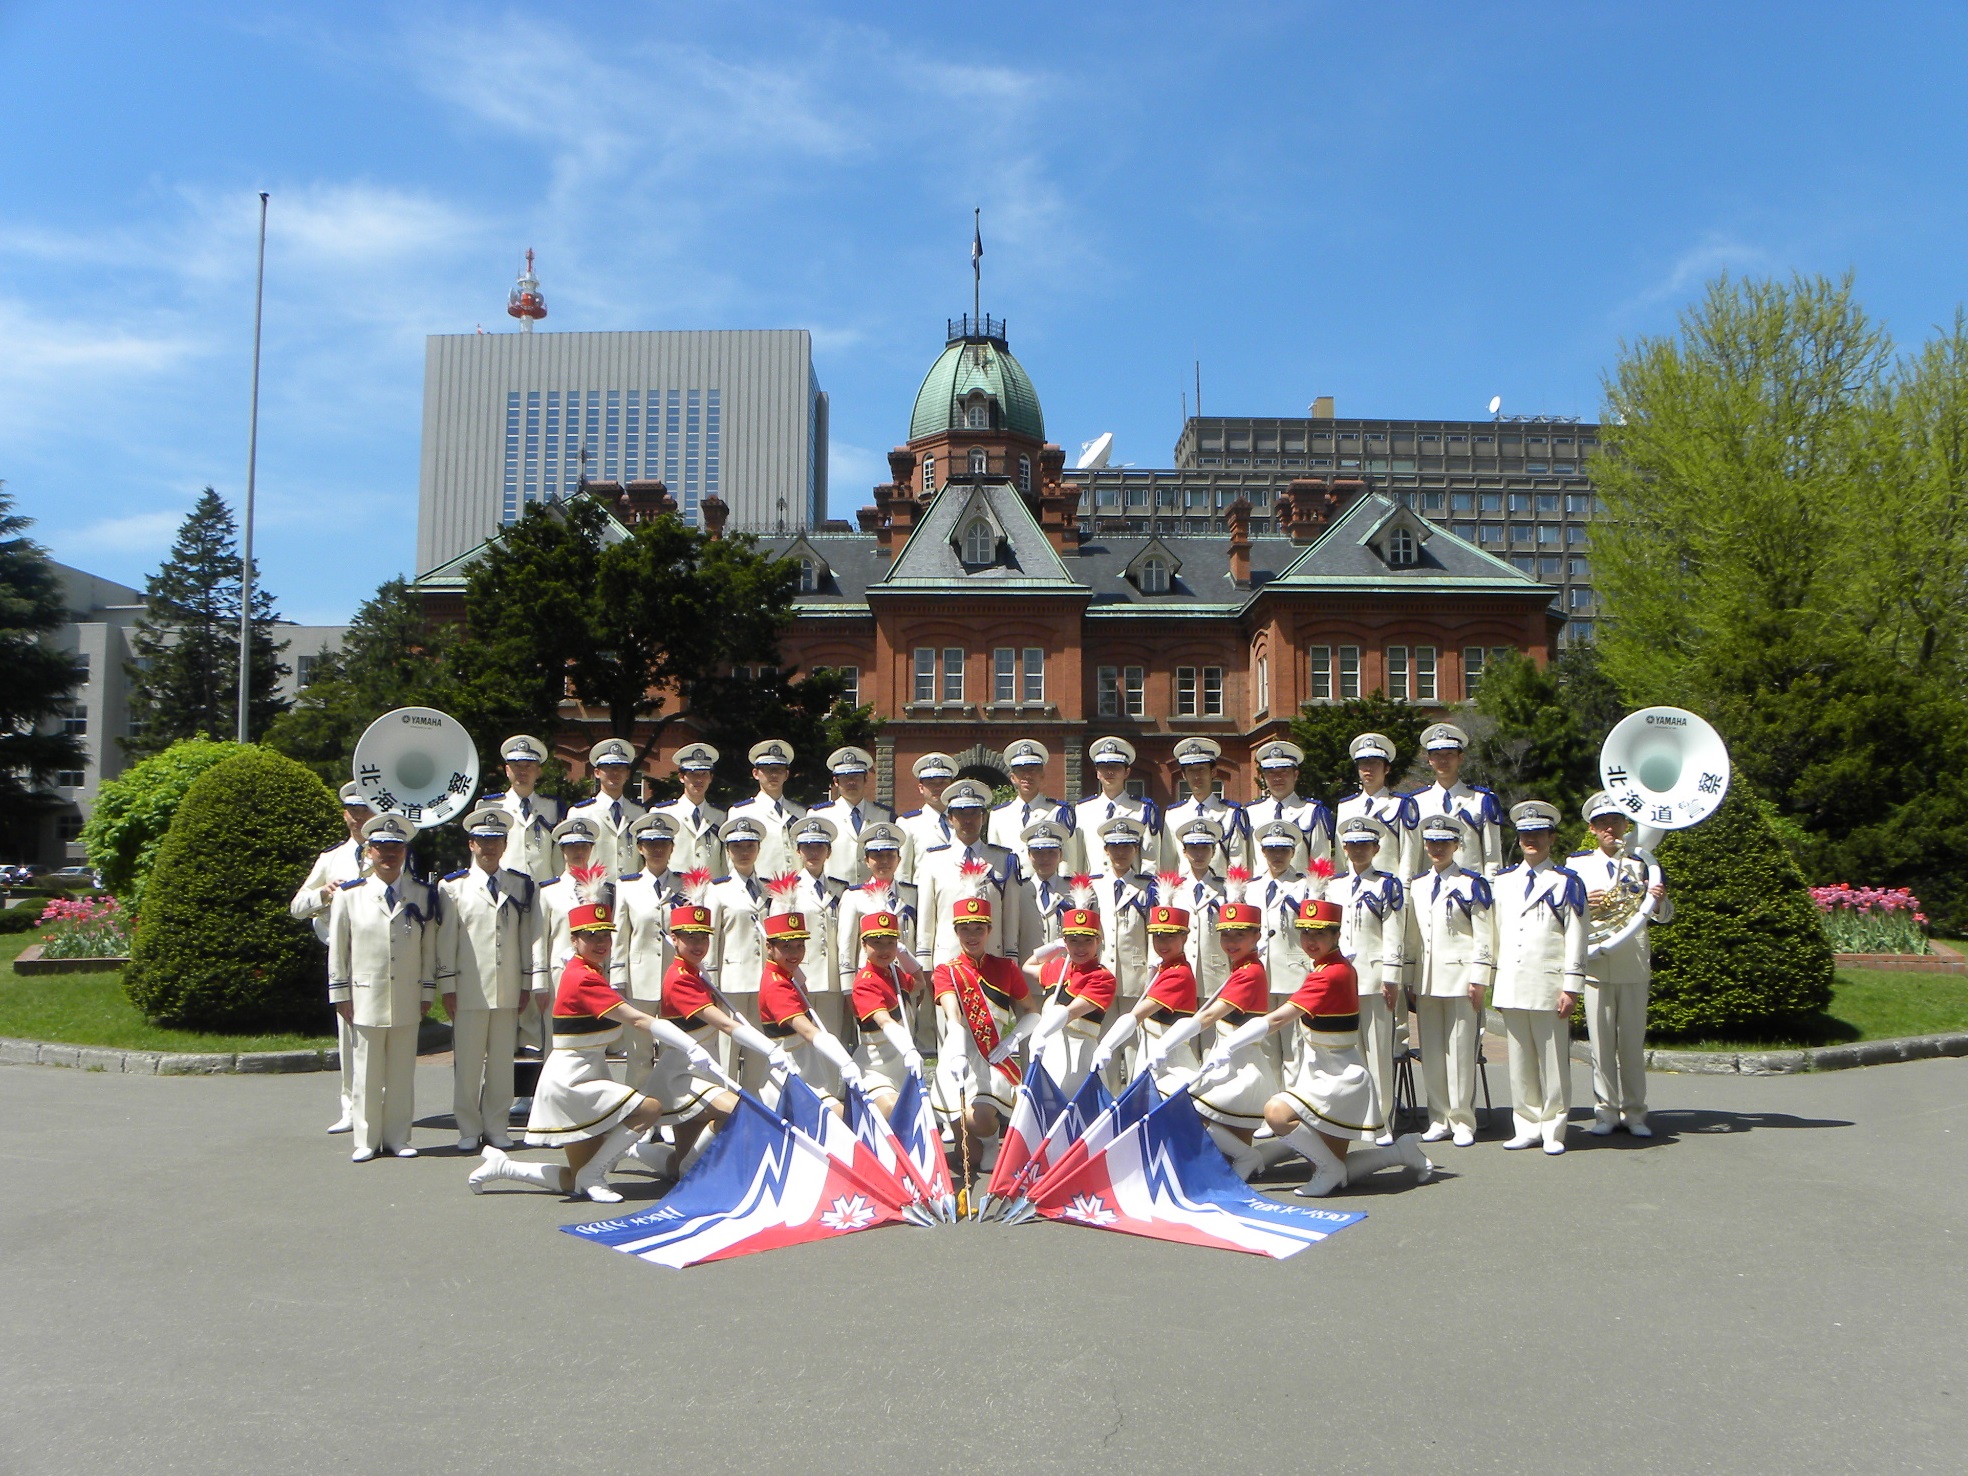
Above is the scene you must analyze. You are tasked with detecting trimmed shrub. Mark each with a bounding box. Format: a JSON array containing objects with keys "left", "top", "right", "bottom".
[
  {"left": 83, "top": 738, "right": 249, "bottom": 911},
  {"left": 124, "top": 747, "right": 342, "bottom": 1031},
  {"left": 1647, "top": 771, "right": 1835, "bottom": 1037},
  {"left": 0, "top": 907, "right": 43, "bottom": 934}
]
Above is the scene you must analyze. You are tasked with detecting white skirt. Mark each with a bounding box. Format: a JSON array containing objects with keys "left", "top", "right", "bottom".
[
  {"left": 636, "top": 1022, "right": 724, "bottom": 1127},
  {"left": 1036, "top": 1017, "right": 1102, "bottom": 1098},
  {"left": 1192, "top": 1029, "right": 1281, "bottom": 1131},
  {"left": 525, "top": 1045, "right": 643, "bottom": 1147},
  {"left": 853, "top": 1029, "right": 912, "bottom": 1098},
  {"left": 1278, "top": 1033, "right": 1383, "bottom": 1142},
  {"left": 761, "top": 1033, "right": 839, "bottom": 1112},
  {"left": 1141, "top": 1014, "right": 1200, "bottom": 1090},
  {"left": 931, "top": 1012, "right": 1018, "bottom": 1119}
]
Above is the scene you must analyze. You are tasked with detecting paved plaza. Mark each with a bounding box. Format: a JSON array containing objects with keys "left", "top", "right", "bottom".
[{"left": 2, "top": 1053, "right": 1963, "bottom": 1474}]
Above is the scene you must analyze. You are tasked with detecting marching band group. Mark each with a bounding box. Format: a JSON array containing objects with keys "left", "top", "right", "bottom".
[{"left": 292, "top": 722, "right": 1669, "bottom": 1204}]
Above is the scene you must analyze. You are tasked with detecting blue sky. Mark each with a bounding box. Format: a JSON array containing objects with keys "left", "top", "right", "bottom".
[{"left": 5, "top": 2, "right": 1967, "bottom": 623}]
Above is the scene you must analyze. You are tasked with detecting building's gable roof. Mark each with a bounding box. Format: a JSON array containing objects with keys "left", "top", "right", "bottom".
[
  {"left": 413, "top": 494, "right": 632, "bottom": 589},
  {"left": 1121, "top": 534, "right": 1185, "bottom": 592},
  {"left": 1266, "top": 492, "right": 1542, "bottom": 594},
  {"left": 876, "top": 482, "right": 1083, "bottom": 593}
]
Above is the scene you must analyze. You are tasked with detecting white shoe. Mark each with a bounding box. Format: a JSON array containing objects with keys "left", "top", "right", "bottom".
[
  {"left": 1542, "top": 1137, "right": 1567, "bottom": 1156},
  {"left": 388, "top": 1144, "right": 419, "bottom": 1159},
  {"left": 1625, "top": 1118, "right": 1654, "bottom": 1138},
  {"left": 486, "top": 1133, "right": 514, "bottom": 1150},
  {"left": 1374, "top": 1132, "right": 1396, "bottom": 1147},
  {"left": 1292, "top": 1164, "right": 1345, "bottom": 1197},
  {"left": 456, "top": 1134, "right": 480, "bottom": 1153},
  {"left": 1420, "top": 1124, "right": 1451, "bottom": 1143},
  {"left": 327, "top": 1111, "right": 354, "bottom": 1135},
  {"left": 468, "top": 1147, "right": 505, "bottom": 1194},
  {"left": 1397, "top": 1134, "right": 1434, "bottom": 1183},
  {"left": 1503, "top": 1133, "right": 1541, "bottom": 1150},
  {"left": 351, "top": 1147, "right": 376, "bottom": 1163},
  {"left": 1588, "top": 1119, "right": 1617, "bottom": 1137},
  {"left": 1451, "top": 1126, "right": 1475, "bottom": 1148},
  {"left": 579, "top": 1181, "right": 625, "bottom": 1204}
]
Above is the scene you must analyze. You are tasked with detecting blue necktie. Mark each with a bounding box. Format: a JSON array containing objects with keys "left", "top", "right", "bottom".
[
  {"left": 1039, "top": 882, "right": 1052, "bottom": 911},
  {"left": 1525, "top": 868, "right": 1537, "bottom": 900},
  {"left": 610, "top": 800, "right": 621, "bottom": 826},
  {"left": 1106, "top": 801, "right": 1116, "bottom": 820},
  {"left": 488, "top": 874, "right": 499, "bottom": 900},
  {"left": 850, "top": 807, "right": 862, "bottom": 834},
  {"left": 385, "top": 884, "right": 397, "bottom": 910},
  {"left": 1432, "top": 874, "right": 1442, "bottom": 902},
  {"left": 692, "top": 806, "right": 702, "bottom": 829},
  {"left": 1266, "top": 879, "right": 1277, "bottom": 906},
  {"left": 520, "top": 796, "right": 531, "bottom": 820},
  {"left": 747, "top": 877, "right": 760, "bottom": 903}
]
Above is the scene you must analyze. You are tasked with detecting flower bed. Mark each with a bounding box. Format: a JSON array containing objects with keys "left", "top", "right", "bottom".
[
  {"left": 29, "top": 896, "right": 134, "bottom": 965},
  {"left": 1811, "top": 884, "right": 1929, "bottom": 955}
]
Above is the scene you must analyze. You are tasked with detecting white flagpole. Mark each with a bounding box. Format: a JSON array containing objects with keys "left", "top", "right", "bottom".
[{"left": 237, "top": 191, "right": 269, "bottom": 744}]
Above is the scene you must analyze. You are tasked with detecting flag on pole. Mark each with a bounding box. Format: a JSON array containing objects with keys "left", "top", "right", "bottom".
[
  {"left": 1019, "top": 1069, "right": 1159, "bottom": 1211},
  {"left": 972, "top": 211, "right": 983, "bottom": 271},
  {"left": 996, "top": 1068, "right": 1114, "bottom": 1221},
  {"left": 1032, "top": 1090, "right": 1366, "bottom": 1259},
  {"left": 562, "top": 1090, "right": 904, "bottom": 1268},
  {"left": 983, "top": 1062, "right": 1067, "bottom": 1205},
  {"left": 776, "top": 1073, "right": 916, "bottom": 1211},
  {"left": 890, "top": 1066, "right": 956, "bottom": 1220},
  {"left": 844, "top": 1079, "right": 938, "bottom": 1222}
]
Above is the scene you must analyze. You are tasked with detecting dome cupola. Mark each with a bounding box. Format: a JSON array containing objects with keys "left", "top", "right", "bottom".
[{"left": 908, "top": 315, "right": 1045, "bottom": 443}]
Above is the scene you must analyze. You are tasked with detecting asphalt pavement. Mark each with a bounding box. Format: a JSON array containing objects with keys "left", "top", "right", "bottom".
[{"left": 2, "top": 1054, "right": 1963, "bottom": 1474}]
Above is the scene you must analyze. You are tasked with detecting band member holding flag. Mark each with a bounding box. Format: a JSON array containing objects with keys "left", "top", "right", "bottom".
[
  {"left": 931, "top": 881, "right": 1039, "bottom": 1173},
  {"left": 1006, "top": 896, "right": 1116, "bottom": 1096},
  {"left": 1089, "top": 903, "right": 1200, "bottom": 1088},
  {"left": 755, "top": 879, "right": 863, "bottom": 1115},
  {"left": 849, "top": 910, "right": 926, "bottom": 1122}
]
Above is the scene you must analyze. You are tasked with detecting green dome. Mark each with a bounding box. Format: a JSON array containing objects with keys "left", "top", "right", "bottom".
[{"left": 908, "top": 324, "right": 1045, "bottom": 442}]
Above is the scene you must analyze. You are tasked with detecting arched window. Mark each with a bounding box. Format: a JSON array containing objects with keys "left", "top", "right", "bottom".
[
  {"left": 921, "top": 454, "right": 935, "bottom": 493},
  {"left": 1017, "top": 455, "right": 1032, "bottom": 492},
  {"left": 1389, "top": 527, "right": 1417, "bottom": 566},
  {"left": 963, "top": 519, "right": 995, "bottom": 565},
  {"left": 969, "top": 447, "right": 988, "bottom": 475},
  {"left": 1140, "top": 556, "right": 1169, "bottom": 594},
  {"left": 964, "top": 395, "right": 991, "bottom": 430},
  {"left": 797, "top": 558, "right": 818, "bottom": 593}
]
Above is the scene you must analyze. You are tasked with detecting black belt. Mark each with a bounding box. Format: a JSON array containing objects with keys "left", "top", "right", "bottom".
[
  {"left": 1144, "top": 1004, "right": 1195, "bottom": 1024},
  {"left": 1307, "top": 1011, "right": 1360, "bottom": 1033},
  {"left": 763, "top": 1020, "right": 801, "bottom": 1040},
  {"left": 1222, "top": 1007, "right": 1262, "bottom": 1026}
]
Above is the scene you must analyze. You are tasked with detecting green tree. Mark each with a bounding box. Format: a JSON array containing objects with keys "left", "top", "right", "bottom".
[
  {"left": 126, "top": 488, "right": 288, "bottom": 755},
  {"left": 123, "top": 747, "right": 341, "bottom": 1032},
  {"left": 1465, "top": 647, "right": 1621, "bottom": 847},
  {"left": 1287, "top": 691, "right": 1425, "bottom": 803},
  {"left": 82, "top": 738, "right": 250, "bottom": 910},
  {"left": 691, "top": 665, "right": 882, "bottom": 807},
  {"left": 264, "top": 578, "right": 456, "bottom": 785},
  {"left": 0, "top": 490, "right": 86, "bottom": 846}
]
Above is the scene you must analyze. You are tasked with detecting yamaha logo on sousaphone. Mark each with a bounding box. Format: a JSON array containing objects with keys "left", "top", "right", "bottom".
[{"left": 351, "top": 707, "right": 481, "bottom": 830}]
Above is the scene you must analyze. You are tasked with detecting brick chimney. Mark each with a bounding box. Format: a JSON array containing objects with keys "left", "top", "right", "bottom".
[
  {"left": 1226, "top": 497, "right": 1252, "bottom": 587},
  {"left": 1034, "top": 443, "right": 1079, "bottom": 552},
  {"left": 888, "top": 448, "right": 919, "bottom": 498},
  {"left": 856, "top": 504, "right": 882, "bottom": 533},
  {"left": 1282, "top": 478, "right": 1338, "bottom": 544},
  {"left": 619, "top": 478, "right": 675, "bottom": 524},
  {"left": 701, "top": 495, "right": 730, "bottom": 540}
]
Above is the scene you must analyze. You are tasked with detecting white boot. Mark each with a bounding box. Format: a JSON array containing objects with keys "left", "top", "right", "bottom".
[
  {"left": 623, "top": 1140, "right": 678, "bottom": 1179},
  {"left": 468, "top": 1147, "right": 567, "bottom": 1194},
  {"left": 1206, "top": 1124, "right": 1265, "bottom": 1181},
  {"left": 1282, "top": 1126, "right": 1347, "bottom": 1197},
  {"left": 573, "top": 1125, "right": 643, "bottom": 1202},
  {"left": 327, "top": 1107, "right": 353, "bottom": 1135}
]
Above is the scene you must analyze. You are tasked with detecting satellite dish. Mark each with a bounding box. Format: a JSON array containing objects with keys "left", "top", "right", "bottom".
[
  {"left": 1487, "top": 395, "right": 1502, "bottom": 415},
  {"left": 1076, "top": 432, "right": 1114, "bottom": 470}
]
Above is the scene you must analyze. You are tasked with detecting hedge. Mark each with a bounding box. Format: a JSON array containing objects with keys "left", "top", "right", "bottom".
[
  {"left": 123, "top": 747, "right": 342, "bottom": 1032},
  {"left": 1646, "top": 770, "right": 1836, "bottom": 1036}
]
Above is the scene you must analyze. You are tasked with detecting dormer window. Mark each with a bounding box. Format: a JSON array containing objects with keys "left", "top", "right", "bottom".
[
  {"left": 1389, "top": 527, "right": 1418, "bottom": 566},
  {"left": 964, "top": 393, "right": 991, "bottom": 429},
  {"left": 922, "top": 454, "right": 936, "bottom": 493},
  {"left": 798, "top": 558, "right": 819, "bottom": 593},
  {"left": 1140, "top": 556, "right": 1170, "bottom": 594},
  {"left": 969, "top": 447, "right": 988, "bottom": 475},
  {"left": 962, "top": 518, "right": 995, "bottom": 566}
]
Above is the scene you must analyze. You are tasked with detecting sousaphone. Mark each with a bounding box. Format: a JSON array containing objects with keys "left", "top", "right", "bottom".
[
  {"left": 351, "top": 707, "right": 481, "bottom": 829},
  {"left": 1589, "top": 706, "right": 1730, "bottom": 957}
]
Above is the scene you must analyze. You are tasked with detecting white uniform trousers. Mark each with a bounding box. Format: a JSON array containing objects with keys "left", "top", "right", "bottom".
[
  {"left": 1357, "top": 994, "right": 1397, "bottom": 1140},
  {"left": 451, "top": 1007, "right": 518, "bottom": 1143},
  {"left": 517, "top": 994, "right": 549, "bottom": 1056},
  {"left": 1501, "top": 1007, "right": 1570, "bottom": 1143},
  {"left": 1416, "top": 996, "right": 1479, "bottom": 1135},
  {"left": 624, "top": 996, "right": 662, "bottom": 1082},
  {"left": 1586, "top": 980, "right": 1649, "bottom": 1124},
  {"left": 722, "top": 991, "right": 768, "bottom": 1093},
  {"left": 335, "top": 1013, "right": 356, "bottom": 1116},
  {"left": 352, "top": 1022, "right": 419, "bottom": 1153}
]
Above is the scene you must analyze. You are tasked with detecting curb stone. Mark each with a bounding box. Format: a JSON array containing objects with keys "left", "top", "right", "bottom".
[{"left": 1523, "top": 1028, "right": 1968, "bottom": 1076}]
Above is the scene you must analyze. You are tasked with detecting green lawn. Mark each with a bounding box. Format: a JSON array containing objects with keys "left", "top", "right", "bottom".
[
  {"left": 0, "top": 931, "right": 336, "bottom": 1054},
  {"left": 1650, "top": 967, "right": 1968, "bottom": 1052}
]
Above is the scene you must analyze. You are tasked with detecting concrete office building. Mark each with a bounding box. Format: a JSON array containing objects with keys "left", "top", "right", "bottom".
[{"left": 415, "top": 329, "right": 829, "bottom": 575}]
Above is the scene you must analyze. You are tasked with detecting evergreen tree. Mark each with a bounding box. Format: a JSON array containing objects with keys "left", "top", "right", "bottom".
[
  {"left": 126, "top": 488, "right": 287, "bottom": 756},
  {"left": 1465, "top": 647, "right": 1622, "bottom": 848},
  {"left": 1287, "top": 690, "right": 1426, "bottom": 803},
  {"left": 0, "top": 490, "right": 87, "bottom": 844}
]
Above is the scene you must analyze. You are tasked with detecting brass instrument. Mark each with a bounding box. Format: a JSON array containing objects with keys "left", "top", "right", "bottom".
[{"left": 1588, "top": 707, "right": 1730, "bottom": 957}]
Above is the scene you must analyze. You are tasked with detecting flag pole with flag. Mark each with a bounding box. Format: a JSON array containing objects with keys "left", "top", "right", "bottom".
[{"left": 972, "top": 207, "right": 982, "bottom": 325}]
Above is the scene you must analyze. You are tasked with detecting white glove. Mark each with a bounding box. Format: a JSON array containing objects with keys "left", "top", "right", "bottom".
[
  {"left": 1030, "top": 999, "right": 1072, "bottom": 1049},
  {"left": 766, "top": 1045, "right": 796, "bottom": 1076},
  {"left": 1090, "top": 1013, "right": 1139, "bottom": 1073},
  {"left": 903, "top": 1048, "right": 925, "bottom": 1074},
  {"left": 990, "top": 1010, "right": 1042, "bottom": 1064},
  {"left": 809, "top": 1028, "right": 857, "bottom": 1075},
  {"left": 838, "top": 1059, "right": 864, "bottom": 1088},
  {"left": 878, "top": 1017, "right": 917, "bottom": 1064},
  {"left": 1142, "top": 1014, "right": 1203, "bottom": 1069},
  {"left": 686, "top": 1042, "right": 719, "bottom": 1075},
  {"left": 1205, "top": 1015, "right": 1272, "bottom": 1072},
  {"left": 1029, "top": 938, "right": 1067, "bottom": 964}
]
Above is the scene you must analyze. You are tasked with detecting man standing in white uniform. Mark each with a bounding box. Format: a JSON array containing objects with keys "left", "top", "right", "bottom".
[
  {"left": 991, "top": 740, "right": 1079, "bottom": 877},
  {"left": 290, "top": 780, "right": 373, "bottom": 1134},
  {"left": 1165, "top": 737, "right": 1252, "bottom": 875},
  {"left": 1335, "top": 814, "right": 1408, "bottom": 1144},
  {"left": 1407, "top": 723, "right": 1503, "bottom": 877},
  {"left": 1491, "top": 800, "right": 1588, "bottom": 1155},
  {"left": 807, "top": 746, "right": 892, "bottom": 888},
  {"left": 1247, "top": 739, "right": 1336, "bottom": 874},
  {"left": 915, "top": 780, "right": 1023, "bottom": 968},
  {"left": 1404, "top": 812, "right": 1496, "bottom": 1147},
  {"left": 566, "top": 738, "right": 646, "bottom": 881},
  {"left": 478, "top": 734, "right": 563, "bottom": 884},
  {"left": 1573, "top": 790, "right": 1673, "bottom": 1137},
  {"left": 612, "top": 812, "right": 685, "bottom": 1082},
  {"left": 724, "top": 739, "right": 805, "bottom": 880},
  {"left": 1075, "top": 736, "right": 1170, "bottom": 874},
  {"left": 651, "top": 742, "right": 725, "bottom": 879},
  {"left": 895, "top": 752, "right": 958, "bottom": 884},
  {"left": 1334, "top": 732, "right": 1422, "bottom": 881}
]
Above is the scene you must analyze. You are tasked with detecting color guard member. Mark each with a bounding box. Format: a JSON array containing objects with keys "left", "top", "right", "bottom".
[
  {"left": 1493, "top": 800, "right": 1588, "bottom": 1155},
  {"left": 1090, "top": 903, "right": 1201, "bottom": 1089},
  {"left": 651, "top": 742, "right": 725, "bottom": 879},
  {"left": 915, "top": 779, "right": 1024, "bottom": 968},
  {"left": 328, "top": 813, "right": 437, "bottom": 1163},
  {"left": 895, "top": 751, "right": 959, "bottom": 882},
  {"left": 1334, "top": 732, "right": 1422, "bottom": 880},
  {"left": 807, "top": 746, "right": 892, "bottom": 887},
  {"left": 1248, "top": 739, "right": 1337, "bottom": 873},
  {"left": 1404, "top": 812, "right": 1496, "bottom": 1147},
  {"left": 755, "top": 897, "right": 862, "bottom": 1114},
  {"left": 849, "top": 910, "right": 927, "bottom": 1122},
  {"left": 611, "top": 813, "right": 685, "bottom": 1083},
  {"left": 991, "top": 739, "right": 1078, "bottom": 876},
  {"left": 725, "top": 739, "right": 805, "bottom": 879},
  {"left": 436, "top": 807, "right": 542, "bottom": 1152},
  {"left": 1409, "top": 722, "right": 1503, "bottom": 877},
  {"left": 290, "top": 779, "right": 373, "bottom": 1134},
  {"left": 1004, "top": 902, "right": 1117, "bottom": 1097},
  {"left": 1075, "top": 735, "right": 1170, "bottom": 873},
  {"left": 479, "top": 734, "right": 563, "bottom": 883},
  {"left": 1574, "top": 790, "right": 1672, "bottom": 1137},
  {"left": 931, "top": 887, "right": 1039, "bottom": 1174},
  {"left": 566, "top": 737, "right": 646, "bottom": 881},
  {"left": 1165, "top": 736, "right": 1253, "bottom": 874}
]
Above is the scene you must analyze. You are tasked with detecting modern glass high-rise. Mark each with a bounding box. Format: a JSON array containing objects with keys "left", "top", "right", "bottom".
[{"left": 416, "top": 329, "right": 828, "bottom": 576}]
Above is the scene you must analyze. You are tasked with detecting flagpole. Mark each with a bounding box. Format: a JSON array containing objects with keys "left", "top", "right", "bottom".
[
  {"left": 972, "top": 207, "right": 981, "bottom": 327},
  {"left": 237, "top": 191, "right": 269, "bottom": 744}
]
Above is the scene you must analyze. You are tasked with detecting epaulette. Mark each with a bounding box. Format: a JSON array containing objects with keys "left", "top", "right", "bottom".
[
  {"left": 539, "top": 877, "right": 561, "bottom": 888},
  {"left": 339, "top": 877, "right": 366, "bottom": 889},
  {"left": 923, "top": 843, "right": 951, "bottom": 855},
  {"left": 443, "top": 868, "right": 469, "bottom": 881},
  {"left": 480, "top": 791, "right": 508, "bottom": 804},
  {"left": 990, "top": 798, "right": 1017, "bottom": 811},
  {"left": 1496, "top": 862, "right": 1521, "bottom": 876},
  {"left": 620, "top": 871, "right": 644, "bottom": 881},
  {"left": 712, "top": 874, "right": 733, "bottom": 885},
  {"left": 1568, "top": 848, "right": 1595, "bottom": 858},
  {"left": 897, "top": 807, "right": 924, "bottom": 820}
]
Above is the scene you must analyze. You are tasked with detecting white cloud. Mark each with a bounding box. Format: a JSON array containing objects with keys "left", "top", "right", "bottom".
[
  {"left": 1619, "top": 234, "right": 1775, "bottom": 317},
  {"left": 67, "top": 508, "right": 191, "bottom": 555}
]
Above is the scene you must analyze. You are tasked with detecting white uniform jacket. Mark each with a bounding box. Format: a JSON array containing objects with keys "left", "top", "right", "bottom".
[
  {"left": 1252, "top": 869, "right": 1312, "bottom": 997},
  {"left": 1089, "top": 870, "right": 1155, "bottom": 1003},
  {"left": 1337, "top": 868, "right": 1409, "bottom": 995},
  {"left": 793, "top": 870, "right": 848, "bottom": 995},
  {"left": 706, "top": 872, "right": 771, "bottom": 999},
  {"left": 835, "top": 880, "right": 921, "bottom": 991},
  {"left": 1075, "top": 792, "right": 1171, "bottom": 874},
  {"left": 651, "top": 797, "right": 726, "bottom": 880},
  {"left": 807, "top": 797, "right": 895, "bottom": 887},
  {"left": 1568, "top": 848, "right": 1674, "bottom": 987},
  {"left": 290, "top": 838, "right": 364, "bottom": 943},
  {"left": 566, "top": 794, "right": 647, "bottom": 881},
  {"left": 725, "top": 792, "right": 806, "bottom": 880},
  {"left": 990, "top": 795, "right": 1078, "bottom": 877},
  {"left": 893, "top": 805, "right": 953, "bottom": 885},
  {"left": 1491, "top": 861, "right": 1589, "bottom": 1011},
  {"left": 435, "top": 865, "right": 542, "bottom": 1011},
  {"left": 1166, "top": 796, "right": 1254, "bottom": 875},
  {"left": 535, "top": 874, "right": 616, "bottom": 982},
  {"left": 611, "top": 869, "right": 684, "bottom": 1004},
  {"left": 1403, "top": 866, "right": 1498, "bottom": 998},
  {"left": 480, "top": 790, "right": 564, "bottom": 883},
  {"left": 1173, "top": 871, "right": 1231, "bottom": 996},
  {"left": 1335, "top": 789, "right": 1423, "bottom": 881},
  {"left": 916, "top": 841, "right": 1024, "bottom": 967},
  {"left": 1012, "top": 871, "right": 1073, "bottom": 960},
  {"left": 1245, "top": 793, "right": 1336, "bottom": 873},
  {"left": 1409, "top": 782, "right": 1504, "bottom": 878},
  {"left": 327, "top": 876, "right": 437, "bottom": 1028}
]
